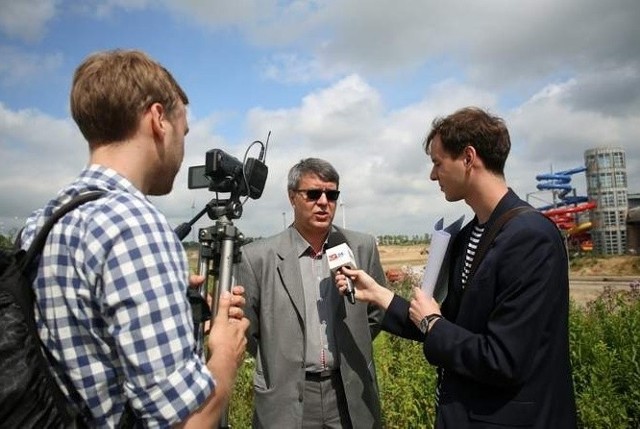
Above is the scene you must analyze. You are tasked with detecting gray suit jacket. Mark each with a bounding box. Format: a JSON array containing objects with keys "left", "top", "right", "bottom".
[{"left": 235, "top": 226, "right": 386, "bottom": 428}]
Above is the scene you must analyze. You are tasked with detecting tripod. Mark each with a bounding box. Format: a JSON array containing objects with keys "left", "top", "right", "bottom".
[{"left": 175, "top": 196, "right": 245, "bottom": 429}]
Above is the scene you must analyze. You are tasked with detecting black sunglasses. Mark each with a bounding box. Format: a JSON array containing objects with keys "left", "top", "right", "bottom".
[{"left": 295, "top": 189, "right": 341, "bottom": 201}]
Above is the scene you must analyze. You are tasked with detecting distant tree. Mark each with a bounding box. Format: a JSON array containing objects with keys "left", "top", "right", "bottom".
[
  {"left": 0, "top": 233, "right": 12, "bottom": 250},
  {"left": 0, "top": 229, "right": 20, "bottom": 250},
  {"left": 376, "top": 234, "right": 430, "bottom": 246}
]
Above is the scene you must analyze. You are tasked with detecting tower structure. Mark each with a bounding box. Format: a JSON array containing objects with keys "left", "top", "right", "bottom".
[{"left": 584, "top": 147, "right": 628, "bottom": 255}]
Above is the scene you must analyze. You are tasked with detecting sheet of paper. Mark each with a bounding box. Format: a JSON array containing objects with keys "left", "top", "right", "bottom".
[{"left": 421, "top": 215, "right": 464, "bottom": 297}]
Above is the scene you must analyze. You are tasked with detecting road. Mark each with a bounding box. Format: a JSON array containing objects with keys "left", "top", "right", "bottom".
[{"left": 569, "top": 275, "right": 638, "bottom": 306}]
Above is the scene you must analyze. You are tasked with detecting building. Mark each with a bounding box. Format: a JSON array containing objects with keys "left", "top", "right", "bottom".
[
  {"left": 584, "top": 147, "right": 628, "bottom": 255},
  {"left": 627, "top": 193, "right": 640, "bottom": 254}
]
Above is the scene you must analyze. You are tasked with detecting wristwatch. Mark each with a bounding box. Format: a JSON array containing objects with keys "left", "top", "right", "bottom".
[
  {"left": 419, "top": 316, "right": 429, "bottom": 334},
  {"left": 419, "top": 313, "right": 442, "bottom": 335}
]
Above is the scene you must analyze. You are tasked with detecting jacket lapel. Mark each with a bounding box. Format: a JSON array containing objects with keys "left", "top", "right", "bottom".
[{"left": 275, "top": 229, "right": 306, "bottom": 325}]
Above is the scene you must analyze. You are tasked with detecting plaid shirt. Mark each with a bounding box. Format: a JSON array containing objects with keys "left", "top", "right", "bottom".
[{"left": 21, "top": 165, "right": 214, "bottom": 428}]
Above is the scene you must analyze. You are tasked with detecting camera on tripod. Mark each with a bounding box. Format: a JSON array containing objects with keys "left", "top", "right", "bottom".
[
  {"left": 178, "top": 137, "right": 270, "bottom": 427},
  {"left": 188, "top": 149, "right": 268, "bottom": 200}
]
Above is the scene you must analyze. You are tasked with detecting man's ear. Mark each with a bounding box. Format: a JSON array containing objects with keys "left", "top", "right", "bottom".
[
  {"left": 463, "top": 145, "right": 476, "bottom": 166},
  {"left": 149, "top": 102, "right": 166, "bottom": 138}
]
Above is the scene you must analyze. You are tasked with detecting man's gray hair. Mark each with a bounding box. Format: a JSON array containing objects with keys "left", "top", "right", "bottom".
[{"left": 287, "top": 158, "right": 340, "bottom": 191}]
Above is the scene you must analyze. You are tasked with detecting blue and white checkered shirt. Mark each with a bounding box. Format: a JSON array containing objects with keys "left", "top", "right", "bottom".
[{"left": 21, "top": 165, "right": 214, "bottom": 428}]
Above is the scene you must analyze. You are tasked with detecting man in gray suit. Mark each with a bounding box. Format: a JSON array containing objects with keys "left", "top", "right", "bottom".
[{"left": 235, "top": 158, "right": 387, "bottom": 428}]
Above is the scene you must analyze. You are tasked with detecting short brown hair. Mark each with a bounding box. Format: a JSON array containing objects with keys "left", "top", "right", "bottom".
[
  {"left": 424, "top": 107, "right": 511, "bottom": 175},
  {"left": 70, "top": 49, "right": 188, "bottom": 144}
]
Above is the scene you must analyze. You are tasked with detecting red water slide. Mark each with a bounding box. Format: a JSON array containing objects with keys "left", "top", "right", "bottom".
[{"left": 542, "top": 201, "right": 597, "bottom": 231}]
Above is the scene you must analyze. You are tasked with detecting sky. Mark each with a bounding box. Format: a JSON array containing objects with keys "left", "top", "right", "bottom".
[{"left": 1, "top": 0, "right": 639, "bottom": 241}]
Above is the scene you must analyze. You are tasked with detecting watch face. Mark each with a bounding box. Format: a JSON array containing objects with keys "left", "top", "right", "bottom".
[{"left": 419, "top": 317, "right": 428, "bottom": 334}]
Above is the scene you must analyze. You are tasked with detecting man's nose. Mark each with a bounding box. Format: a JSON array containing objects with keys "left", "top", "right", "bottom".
[{"left": 317, "top": 192, "right": 329, "bottom": 204}]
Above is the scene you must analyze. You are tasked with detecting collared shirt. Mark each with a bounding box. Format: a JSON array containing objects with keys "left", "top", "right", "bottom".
[
  {"left": 20, "top": 165, "right": 214, "bottom": 428},
  {"left": 291, "top": 229, "right": 339, "bottom": 373}
]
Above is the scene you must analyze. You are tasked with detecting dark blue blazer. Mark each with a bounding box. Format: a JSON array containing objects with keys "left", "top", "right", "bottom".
[{"left": 383, "top": 189, "right": 577, "bottom": 428}]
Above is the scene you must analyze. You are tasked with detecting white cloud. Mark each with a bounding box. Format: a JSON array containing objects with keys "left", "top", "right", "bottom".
[
  {"left": 0, "top": 0, "right": 57, "bottom": 42},
  {"left": 165, "top": 0, "right": 277, "bottom": 29},
  {"left": 0, "top": 102, "right": 86, "bottom": 222},
  {"left": 510, "top": 80, "right": 636, "bottom": 163},
  {"left": 96, "top": 1, "right": 148, "bottom": 17},
  {"left": 261, "top": 53, "right": 332, "bottom": 84},
  {"left": 0, "top": 46, "right": 63, "bottom": 86}
]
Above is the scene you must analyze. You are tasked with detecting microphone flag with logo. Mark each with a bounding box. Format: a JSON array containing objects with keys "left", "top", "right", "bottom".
[{"left": 326, "top": 231, "right": 357, "bottom": 304}]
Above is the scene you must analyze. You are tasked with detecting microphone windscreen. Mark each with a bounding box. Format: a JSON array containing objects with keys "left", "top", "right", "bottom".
[{"left": 326, "top": 230, "right": 348, "bottom": 248}]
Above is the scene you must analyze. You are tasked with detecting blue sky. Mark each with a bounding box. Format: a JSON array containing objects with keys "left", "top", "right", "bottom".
[{"left": 1, "top": 0, "right": 639, "bottom": 239}]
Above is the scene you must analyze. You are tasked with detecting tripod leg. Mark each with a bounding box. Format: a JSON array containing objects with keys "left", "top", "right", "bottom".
[
  {"left": 195, "top": 248, "right": 212, "bottom": 361},
  {"left": 196, "top": 219, "right": 242, "bottom": 429},
  {"left": 215, "top": 224, "right": 237, "bottom": 429}
]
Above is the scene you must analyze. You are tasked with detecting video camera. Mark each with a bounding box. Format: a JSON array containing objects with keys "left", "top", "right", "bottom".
[
  {"left": 188, "top": 148, "right": 268, "bottom": 199},
  {"left": 177, "top": 135, "right": 270, "bottom": 228}
]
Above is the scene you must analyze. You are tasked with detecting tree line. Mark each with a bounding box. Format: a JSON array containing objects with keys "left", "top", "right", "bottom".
[{"left": 376, "top": 234, "right": 431, "bottom": 245}]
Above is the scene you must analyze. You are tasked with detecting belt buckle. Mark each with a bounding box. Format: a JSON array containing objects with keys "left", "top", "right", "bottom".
[{"left": 305, "top": 369, "right": 334, "bottom": 380}]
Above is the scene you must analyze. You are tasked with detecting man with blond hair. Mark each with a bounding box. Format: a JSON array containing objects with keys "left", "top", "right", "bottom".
[{"left": 21, "top": 49, "right": 248, "bottom": 427}]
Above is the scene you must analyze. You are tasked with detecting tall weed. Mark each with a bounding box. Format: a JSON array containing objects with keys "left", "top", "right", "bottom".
[{"left": 570, "top": 285, "right": 640, "bottom": 428}]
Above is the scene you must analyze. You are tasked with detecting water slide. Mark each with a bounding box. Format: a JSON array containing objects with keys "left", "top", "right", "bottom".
[
  {"left": 542, "top": 201, "right": 597, "bottom": 232},
  {"left": 534, "top": 166, "right": 596, "bottom": 249}
]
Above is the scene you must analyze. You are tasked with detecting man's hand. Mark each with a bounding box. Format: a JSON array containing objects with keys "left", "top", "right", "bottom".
[
  {"left": 409, "top": 287, "right": 441, "bottom": 329},
  {"left": 189, "top": 273, "right": 245, "bottom": 330},
  {"left": 208, "top": 291, "right": 249, "bottom": 366},
  {"left": 182, "top": 291, "right": 249, "bottom": 428},
  {"left": 207, "top": 290, "right": 249, "bottom": 396},
  {"left": 335, "top": 267, "right": 394, "bottom": 310},
  {"left": 228, "top": 285, "right": 246, "bottom": 322},
  {"left": 188, "top": 274, "right": 206, "bottom": 289}
]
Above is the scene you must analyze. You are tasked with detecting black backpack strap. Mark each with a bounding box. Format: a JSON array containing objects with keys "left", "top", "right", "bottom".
[
  {"left": 117, "top": 401, "right": 140, "bottom": 429},
  {"left": 13, "top": 227, "right": 25, "bottom": 248},
  {"left": 22, "top": 191, "right": 106, "bottom": 269},
  {"left": 467, "top": 206, "right": 535, "bottom": 285},
  {"left": 21, "top": 190, "right": 106, "bottom": 427}
]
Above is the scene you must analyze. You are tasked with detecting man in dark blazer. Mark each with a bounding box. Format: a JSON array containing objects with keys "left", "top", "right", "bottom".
[
  {"left": 336, "top": 107, "right": 577, "bottom": 428},
  {"left": 235, "top": 158, "right": 387, "bottom": 428}
]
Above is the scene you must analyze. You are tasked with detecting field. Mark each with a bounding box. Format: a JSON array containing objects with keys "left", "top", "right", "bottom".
[
  {"left": 378, "top": 244, "right": 429, "bottom": 270},
  {"left": 378, "top": 244, "right": 640, "bottom": 306}
]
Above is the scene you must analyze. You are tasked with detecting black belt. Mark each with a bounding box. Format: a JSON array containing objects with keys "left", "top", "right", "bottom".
[{"left": 305, "top": 369, "right": 337, "bottom": 381}]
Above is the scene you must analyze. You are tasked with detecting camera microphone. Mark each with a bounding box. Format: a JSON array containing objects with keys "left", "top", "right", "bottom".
[
  {"left": 326, "top": 231, "right": 357, "bottom": 305},
  {"left": 242, "top": 157, "right": 268, "bottom": 199}
]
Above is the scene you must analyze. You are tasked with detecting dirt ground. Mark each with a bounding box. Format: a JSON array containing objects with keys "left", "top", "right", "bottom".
[{"left": 378, "top": 244, "right": 640, "bottom": 306}]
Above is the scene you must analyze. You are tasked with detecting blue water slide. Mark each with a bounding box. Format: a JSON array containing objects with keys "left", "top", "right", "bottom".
[
  {"left": 535, "top": 166, "right": 588, "bottom": 208},
  {"left": 557, "top": 166, "right": 587, "bottom": 176}
]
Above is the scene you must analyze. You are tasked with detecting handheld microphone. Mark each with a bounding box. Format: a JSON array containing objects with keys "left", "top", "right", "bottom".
[{"left": 326, "top": 231, "right": 357, "bottom": 304}]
